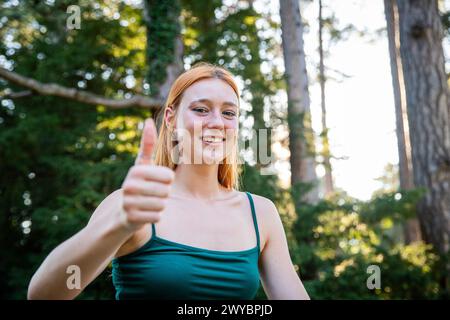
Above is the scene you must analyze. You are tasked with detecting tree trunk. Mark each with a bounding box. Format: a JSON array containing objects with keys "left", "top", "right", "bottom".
[
  {"left": 280, "top": 0, "right": 319, "bottom": 204},
  {"left": 397, "top": 0, "right": 450, "bottom": 254},
  {"left": 143, "top": 0, "right": 184, "bottom": 129},
  {"left": 384, "top": 0, "right": 422, "bottom": 243},
  {"left": 318, "top": 0, "right": 334, "bottom": 197}
]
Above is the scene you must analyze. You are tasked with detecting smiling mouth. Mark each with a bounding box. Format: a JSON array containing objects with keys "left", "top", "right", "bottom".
[{"left": 200, "top": 136, "right": 226, "bottom": 144}]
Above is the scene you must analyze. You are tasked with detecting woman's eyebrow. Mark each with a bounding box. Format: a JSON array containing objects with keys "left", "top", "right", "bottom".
[
  {"left": 223, "top": 101, "right": 238, "bottom": 108},
  {"left": 189, "top": 99, "right": 238, "bottom": 108},
  {"left": 189, "top": 99, "right": 211, "bottom": 106}
]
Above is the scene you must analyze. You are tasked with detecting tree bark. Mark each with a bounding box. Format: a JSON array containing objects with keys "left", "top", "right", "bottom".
[
  {"left": 397, "top": 0, "right": 450, "bottom": 254},
  {"left": 318, "top": 0, "right": 334, "bottom": 197},
  {"left": 384, "top": 0, "right": 421, "bottom": 243},
  {"left": 280, "top": 0, "right": 319, "bottom": 204}
]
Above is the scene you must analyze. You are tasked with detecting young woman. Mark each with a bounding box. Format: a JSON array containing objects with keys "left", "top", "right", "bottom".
[{"left": 27, "top": 63, "right": 310, "bottom": 300}]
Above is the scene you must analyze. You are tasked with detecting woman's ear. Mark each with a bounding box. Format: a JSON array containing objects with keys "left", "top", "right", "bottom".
[{"left": 164, "top": 105, "right": 176, "bottom": 129}]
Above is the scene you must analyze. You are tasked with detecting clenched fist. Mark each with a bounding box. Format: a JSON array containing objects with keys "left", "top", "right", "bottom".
[{"left": 119, "top": 118, "right": 175, "bottom": 232}]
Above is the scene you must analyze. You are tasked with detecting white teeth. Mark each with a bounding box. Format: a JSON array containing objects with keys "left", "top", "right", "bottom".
[{"left": 202, "top": 136, "right": 224, "bottom": 143}]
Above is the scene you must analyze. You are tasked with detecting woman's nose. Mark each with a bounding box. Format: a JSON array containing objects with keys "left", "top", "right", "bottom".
[{"left": 206, "top": 109, "right": 224, "bottom": 128}]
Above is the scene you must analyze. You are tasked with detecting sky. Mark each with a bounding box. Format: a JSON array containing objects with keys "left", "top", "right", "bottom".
[{"left": 305, "top": 0, "right": 399, "bottom": 200}]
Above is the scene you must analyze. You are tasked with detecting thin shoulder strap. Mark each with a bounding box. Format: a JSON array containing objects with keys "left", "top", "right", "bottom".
[
  {"left": 151, "top": 223, "right": 156, "bottom": 239},
  {"left": 245, "top": 191, "right": 260, "bottom": 252}
]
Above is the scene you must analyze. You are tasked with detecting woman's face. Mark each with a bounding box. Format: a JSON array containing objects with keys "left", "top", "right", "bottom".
[{"left": 166, "top": 78, "right": 239, "bottom": 165}]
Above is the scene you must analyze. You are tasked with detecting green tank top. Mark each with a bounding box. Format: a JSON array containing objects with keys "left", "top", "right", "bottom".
[{"left": 111, "top": 191, "right": 261, "bottom": 300}]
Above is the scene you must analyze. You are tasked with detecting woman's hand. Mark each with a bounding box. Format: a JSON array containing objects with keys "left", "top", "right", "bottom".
[{"left": 118, "top": 118, "right": 175, "bottom": 232}]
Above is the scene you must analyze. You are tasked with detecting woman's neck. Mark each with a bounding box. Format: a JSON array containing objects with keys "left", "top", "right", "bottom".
[{"left": 172, "top": 164, "right": 228, "bottom": 200}]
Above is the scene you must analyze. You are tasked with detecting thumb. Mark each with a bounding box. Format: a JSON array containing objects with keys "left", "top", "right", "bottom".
[{"left": 135, "top": 118, "right": 157, "bottom": 165}]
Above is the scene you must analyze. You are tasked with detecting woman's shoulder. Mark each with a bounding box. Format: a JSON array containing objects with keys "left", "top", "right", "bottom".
[
  {"left": 241, "top": 191, "right": 278, "bottom": 215},
  {"left": 240, "top": 192, "right": 280, "bottom": 248},
  {"left": 243, "top": 192, "right": 280, "bottom": 223}
]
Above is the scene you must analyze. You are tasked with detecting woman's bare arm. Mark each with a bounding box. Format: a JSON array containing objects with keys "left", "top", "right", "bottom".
[
  {"left": 255, "top": 195, "right": 310, "bottom": 300},
  {"left": 27, "top": 189, "right": 134, "bottom": 300},
  {"left": 27, "top": 119, "right": 174, "bottom": 300}
]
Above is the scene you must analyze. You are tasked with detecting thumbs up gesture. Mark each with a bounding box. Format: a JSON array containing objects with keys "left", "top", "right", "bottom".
[{"left": 119, "top": 118, "right": 175, "bottom": 232}]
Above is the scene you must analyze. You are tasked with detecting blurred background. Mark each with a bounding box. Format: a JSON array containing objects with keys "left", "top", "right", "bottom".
[{"left": 0, "top": 0, "right": 449, "bottom": 299}]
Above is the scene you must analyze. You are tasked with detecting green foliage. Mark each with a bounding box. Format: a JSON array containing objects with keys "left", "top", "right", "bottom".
[
  {"left": 144, "top": 0, "right": 181, "bottom": 97},
  {"left": 289, "top": 188, "right": 449, "bottom": 299},
  {"left": 0, "top": 0, "right": 148, "bottom": 299},
  {"left": 239, "top": 163, "right": 279, "bottom": 202}
]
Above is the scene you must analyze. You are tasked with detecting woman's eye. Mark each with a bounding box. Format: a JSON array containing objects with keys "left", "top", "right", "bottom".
[
  {"left": 223, "top": 111, "right": 236, "bottom": 117},
  {"left": 193, "top": 107, "right": 208, "bottom": 113}
]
